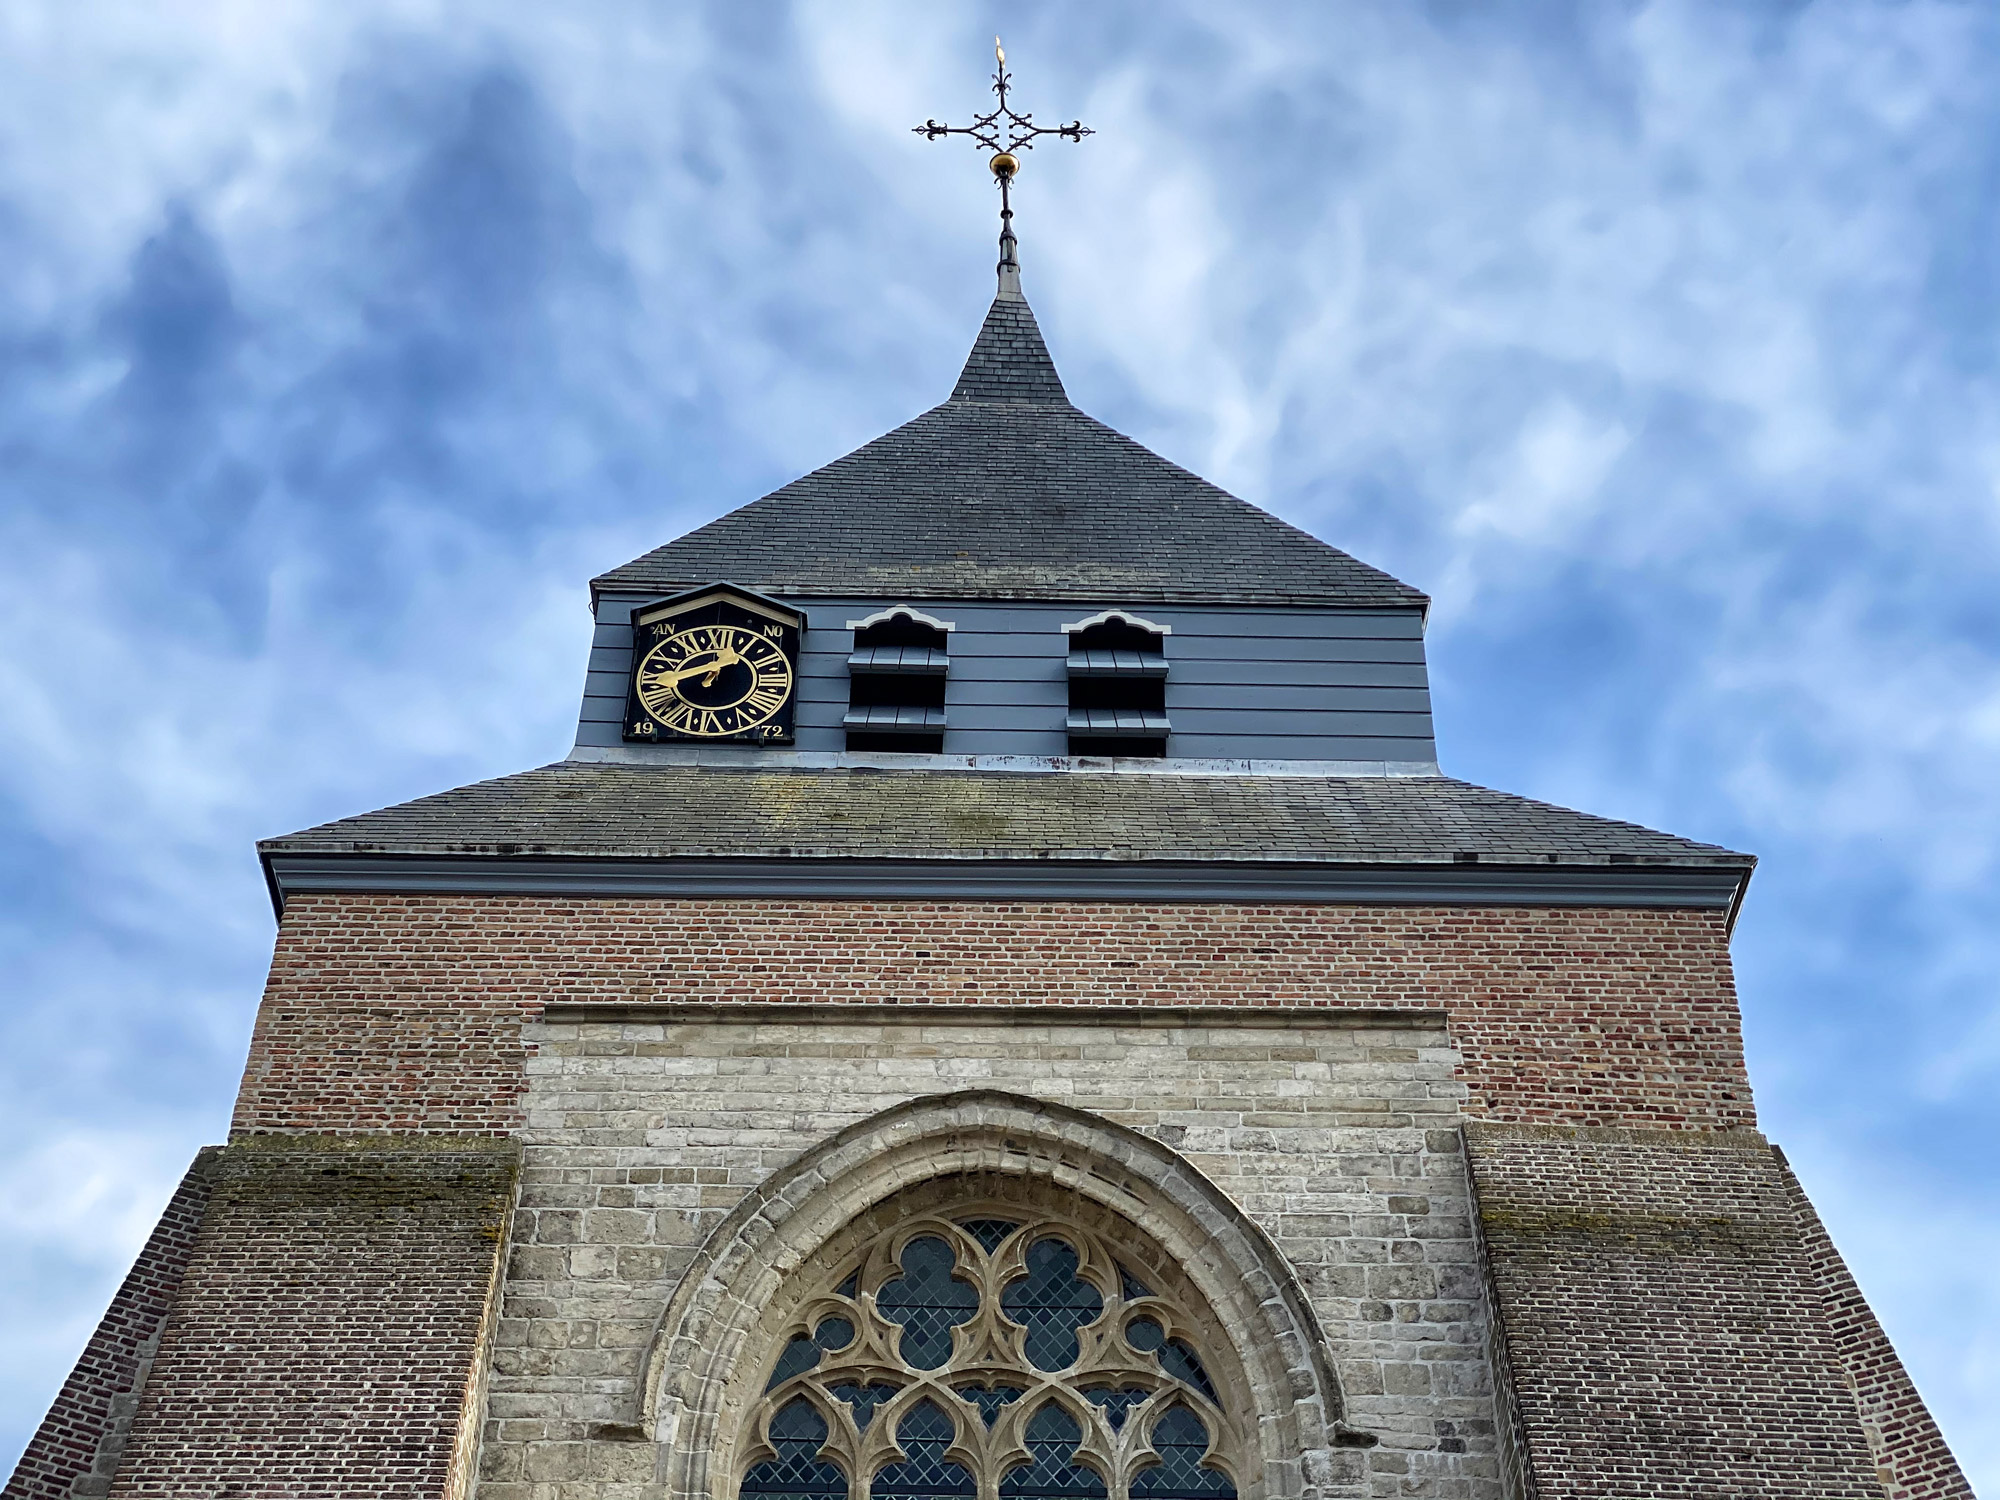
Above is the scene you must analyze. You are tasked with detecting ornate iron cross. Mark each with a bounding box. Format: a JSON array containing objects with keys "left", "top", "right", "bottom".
[{"left": 915, "top": 38, "right": 1092, "bottom": 282}]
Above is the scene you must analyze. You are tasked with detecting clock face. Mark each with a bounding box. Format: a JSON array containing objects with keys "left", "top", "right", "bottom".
[
  {"left": 623, "top": 589, "right": 802, "bottom": 745},
  {"left": 634, "top": 623, "right": 792, "bottom": 737}
]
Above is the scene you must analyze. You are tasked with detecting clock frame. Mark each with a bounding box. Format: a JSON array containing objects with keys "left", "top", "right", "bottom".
[{"left": 621, "top": 585, "right": 805, "bottom": 745}]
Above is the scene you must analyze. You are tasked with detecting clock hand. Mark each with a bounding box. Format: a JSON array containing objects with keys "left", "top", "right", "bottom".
[
  {"left": 649, "top": 646, "right": 745, "bottom": 689},
  {"left": 698, "top": 646, "right": 743, "bottom": 687}
]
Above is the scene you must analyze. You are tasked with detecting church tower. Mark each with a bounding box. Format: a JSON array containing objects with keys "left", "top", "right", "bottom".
[{"left": 9, "top": 50, "right": 1972, "bottom": 1500}]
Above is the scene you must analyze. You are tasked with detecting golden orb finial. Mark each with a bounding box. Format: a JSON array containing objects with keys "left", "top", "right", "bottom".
[{"left": 990, "top": 151, "right": 1020, "bottom": 181}]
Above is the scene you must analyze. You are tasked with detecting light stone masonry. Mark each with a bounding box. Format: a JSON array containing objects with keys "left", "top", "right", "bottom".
[{"left": 474, "top": 1012, "right": 1500, "bottom": 1500}]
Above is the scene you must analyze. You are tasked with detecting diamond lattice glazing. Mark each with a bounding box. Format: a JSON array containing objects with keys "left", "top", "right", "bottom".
[{"left": 736, "top": 1205, "right": 1239, "bottom": 1500}]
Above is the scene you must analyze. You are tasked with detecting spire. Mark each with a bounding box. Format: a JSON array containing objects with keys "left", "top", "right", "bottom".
[
  {"left": 950, "top": 293, "right": 1069, "bottom": 403},
  {"left": 994, "top": 150, "right": 1021, "bottom": 299},
  {"left": 915, "top": 38, "right": 1092, "bottom": 297}
]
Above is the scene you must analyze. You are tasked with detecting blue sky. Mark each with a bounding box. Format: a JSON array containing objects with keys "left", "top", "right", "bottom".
[{"left": 2, "top": 0, "right": 1994, "bottom": 1483}]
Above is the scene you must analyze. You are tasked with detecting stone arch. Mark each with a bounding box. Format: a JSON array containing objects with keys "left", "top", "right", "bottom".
[{"left": 635, "top": 1090, "right": 1368, "bottom": 1500}]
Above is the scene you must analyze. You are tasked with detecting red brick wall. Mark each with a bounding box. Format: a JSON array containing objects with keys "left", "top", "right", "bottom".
[
  {"left": 106, "top": 1137, "right": 517, "bottom": 1500},
  {"left": 5, "top": 1151, "right": 217, "bottom": 1500},
  {"left": 1775, "top": 1147, "right": 1976, "bottom": 1500},
  {"left": 233, "top": 894, "right": 1753, "bottom": 1135},
  {"left": 1465, "top": 1123, "right": 1883, "bottom": 1500}
]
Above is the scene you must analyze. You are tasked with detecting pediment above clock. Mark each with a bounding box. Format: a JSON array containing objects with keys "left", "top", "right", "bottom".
[{"left": 631, "top": 581, "right": 806, "bottom": 633}]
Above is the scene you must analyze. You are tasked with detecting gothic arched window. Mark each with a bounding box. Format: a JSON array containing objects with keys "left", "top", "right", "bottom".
[{"left": 735, "top": 1201, "right": 1242, "bottom": 1500}]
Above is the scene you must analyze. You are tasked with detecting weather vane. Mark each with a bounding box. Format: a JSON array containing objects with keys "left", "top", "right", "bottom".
[{"left": 915, "top": 38, "right": 1092, "bottom": 289}]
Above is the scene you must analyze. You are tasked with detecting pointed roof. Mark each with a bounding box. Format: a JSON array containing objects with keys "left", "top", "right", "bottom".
[
  {"left": 594, "top": 289, "right": 1425, "bottom": 608},
  {"left": 949, "top": 292, "right": 1070, "bottom": 403}
]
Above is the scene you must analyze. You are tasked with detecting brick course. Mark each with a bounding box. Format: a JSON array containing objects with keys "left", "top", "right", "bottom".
[
  {"left": 107, "top": 1136, "right": 518, "bottom": 1500},
  {"left": 1464, "top": 1123, "right": 1881, "bottom": 1499},
  {"left": 234, "top": 895, "right": 1753, "bottom": 1137},
  {"left": 4, "top": 1150, "right": 218, "bottom": 1500},
  {"left": 1774, "top": 1148, "right": 1974, "bottom": 1500}
]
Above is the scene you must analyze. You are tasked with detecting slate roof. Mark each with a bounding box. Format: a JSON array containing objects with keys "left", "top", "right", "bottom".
[
  {"left": 594, "top": 293, "right": 1426, "bottom": 609},
  {"left": 262, "top": 762, "right": 1749, "bottom": 869}
]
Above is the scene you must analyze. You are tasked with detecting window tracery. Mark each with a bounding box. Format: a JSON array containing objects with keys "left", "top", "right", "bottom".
[{"left": 736, "top": 1205, "right": 1241, "bottom": 1500}]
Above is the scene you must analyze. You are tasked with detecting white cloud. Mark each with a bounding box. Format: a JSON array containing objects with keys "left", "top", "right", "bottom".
[
  {"left": 0, "top": 0, "right": 1995, "bottom": 1486},
  {"left": 0, "top": 1129, "right": 194, "bottom": 1269},
  {"left": 1455, "top": 398, "right": 1632, "bottom": 546}
]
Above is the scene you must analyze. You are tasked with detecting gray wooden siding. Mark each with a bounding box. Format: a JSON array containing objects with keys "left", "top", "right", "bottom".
[{"left": 578, "top": 596, "right": 1436, "bottom": 763}]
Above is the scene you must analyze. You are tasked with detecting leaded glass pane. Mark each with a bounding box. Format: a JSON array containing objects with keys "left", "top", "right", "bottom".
[
  {"left": 829, "top": 1382, "right": 901, "bottom": 1430},
  {"left": 1130, "top": 1408, "right": 1234, "bottom": 1500},
  {"left": 767, "top": 1316, "right": 860, "bottom": 1391},
  {"left": 1121, "top": 1319, "right": 1218, "bottom": 1402},
  {"left": 873, "top": 1399, "right": 975, "bottom": 1500},
  {"left": 1082, "top": 1387, "right": 1149, "bottom": 1432},
  {"left": 956, "top": 1383, "right": 1025, "bottom": 1428},
  {"left": 817, "top": 1317, "right": 856, "bottom": 1352},
  {"left": 741, "top": 1398, "right": 846, "bottom": 1500},
  {"left": 1001, "top": 1237, "right": 1103, "bottom": 1372},
  {"left": 1159, "top": 1340, "right": 1218, "bottom": 1403},
  {"left": 957, "top": 1218, "right": 1021, "bottom": 1254},
  {"left": 767, "top": 1334, "right": 821, "bottom": 1391},
  {"left": 877, "top": 1237, "right": 978, "bottom": 1370},
  {"left": 1124, "top": 1317, "right": 1165, "bottom": 1354},
  {"left": 998, "top": 1403, "right": 1107, "bottom": 1500},
  {"left": 739, "top": 1206, "right": 1241, "bottom": 1500}
]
